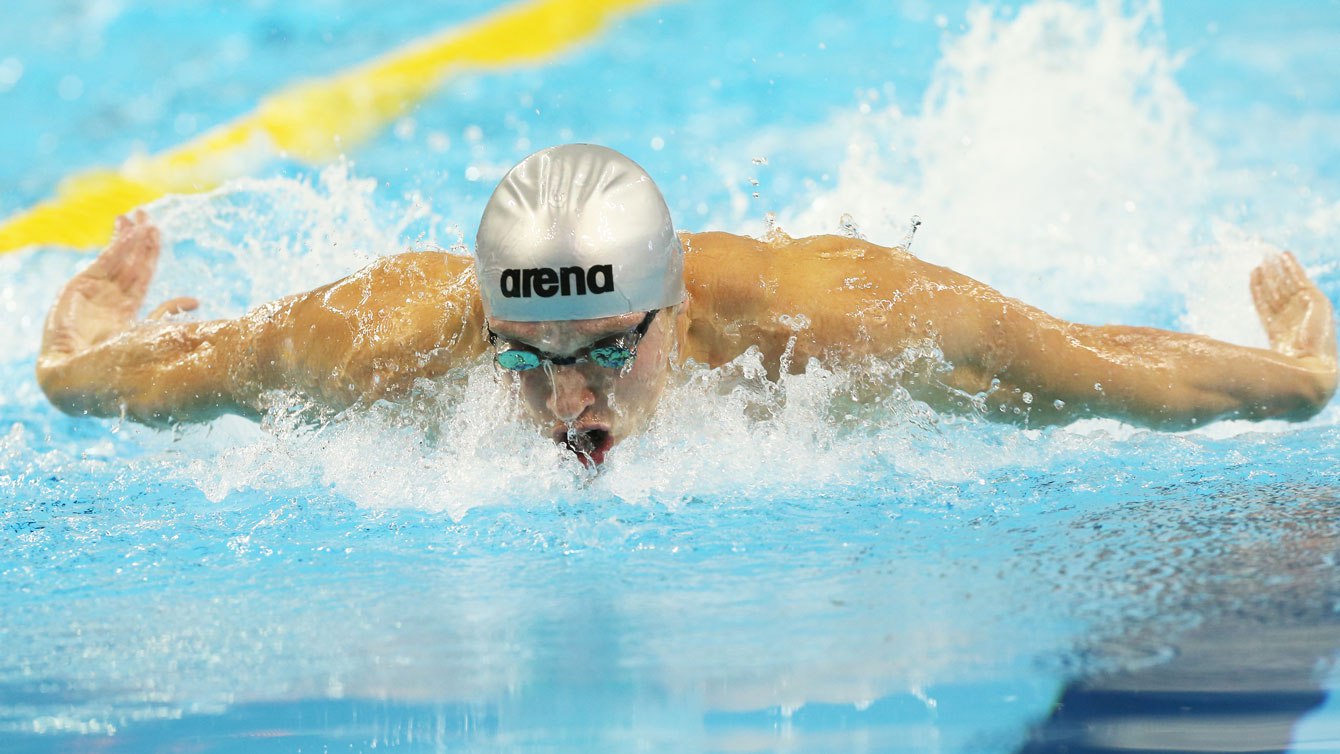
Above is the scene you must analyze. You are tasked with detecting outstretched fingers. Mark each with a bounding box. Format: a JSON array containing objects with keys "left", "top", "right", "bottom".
[
  {"left": 148, "top": 297, "right": 200, "bottom": 320},
  {"left": 1250, "top": 258, "right": 1283, "bottom": 317},
  {"left": 1278, "top": 251, "right": 1314, "bottom": 291},
  {"left": 89, "top": 210, "right": 163, "bottom": 304},
  {"left": 1250, "top": 251, "right": 1337, "bottom": 364},
  {"left": 40, "top": 211, "right": 174, "bottom": 360}
]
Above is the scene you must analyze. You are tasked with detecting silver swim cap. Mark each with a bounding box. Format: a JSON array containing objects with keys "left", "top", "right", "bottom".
[{"left": 475, "top": 144, "right": 685, "bottom": 322}]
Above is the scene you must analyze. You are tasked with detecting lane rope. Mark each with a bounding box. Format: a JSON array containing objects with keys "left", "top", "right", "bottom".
[{"left": 0, "top": 0, "right": 655, "bottom": 254}]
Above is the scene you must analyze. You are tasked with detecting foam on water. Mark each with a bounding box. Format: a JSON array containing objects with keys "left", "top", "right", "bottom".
[
  {"left": 775, "top": 0, "right": 1333, "bottom": 347},
  {"left": 1, "top": 0, "right": 1333, "bottom": 520}
]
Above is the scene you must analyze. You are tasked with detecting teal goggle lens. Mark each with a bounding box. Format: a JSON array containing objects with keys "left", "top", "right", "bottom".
[
  {"left": 588, "top": 346, "right": 633, "bottom": 369},
  {"left": 495, "top": 346, "right": 635, "bottom": 371},
  {"left": 496, "top": 350, "right": 542, "bottom": 371}
]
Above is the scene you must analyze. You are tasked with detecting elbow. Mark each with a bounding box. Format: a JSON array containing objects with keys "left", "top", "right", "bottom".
[
  {"left": 34, "top": 356, "right": 138, "bottom": 422},
  {"left": 1280, "top": 366, "right": 1337, "bottom": 422},
  {"left": 34, "top": 357, "right": 84, "bottom": 417},
  {"left": 1212, "top": 369, "right": 1335, "bottom": 425},
  {"left": 1260, "top": 357, "right": 1337, "bottom": 422}
]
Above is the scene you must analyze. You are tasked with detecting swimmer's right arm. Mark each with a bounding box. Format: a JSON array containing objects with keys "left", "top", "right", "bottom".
[
  {"left": 36, "top": 212, "right": 249, "bottom": 425},
  {"left": 37, "top": 213, "right": 486, "bottom": 426}
]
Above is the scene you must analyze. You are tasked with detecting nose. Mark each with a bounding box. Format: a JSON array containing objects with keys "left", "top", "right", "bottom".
[{"left": 545, "top": 366, "right": 596, "bottom": 421}]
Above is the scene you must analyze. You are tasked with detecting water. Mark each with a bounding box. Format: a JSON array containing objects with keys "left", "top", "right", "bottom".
[{"left": 3, "top": 1, "right": 1340, "bottom": 751}]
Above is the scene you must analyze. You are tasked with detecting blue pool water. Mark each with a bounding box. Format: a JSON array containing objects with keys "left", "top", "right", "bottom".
[{"left": 3, "top": 1, "right": 1340, "bottom": 751}]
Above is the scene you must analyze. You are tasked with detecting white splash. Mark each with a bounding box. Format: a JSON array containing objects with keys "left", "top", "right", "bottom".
[
  {"left": 779, "top": 0, "right": 1272, "bottom": 339},
  {"left": 150, "top": 162, "right": 461, "bottom": 320}
]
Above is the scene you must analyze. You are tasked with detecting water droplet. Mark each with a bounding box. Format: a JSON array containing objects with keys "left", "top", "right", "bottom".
[
  {"left": 839, "top": 213, "right": 864, "bottom": 239},
  {"left": 427, "top": 132, "right": 450, "bottom": 153},
  {"left": 393, "top": 118, "right": 417, "bottom": 141},
  {"left": 900, "top": 215, "right": 923, "bottom": 250}
]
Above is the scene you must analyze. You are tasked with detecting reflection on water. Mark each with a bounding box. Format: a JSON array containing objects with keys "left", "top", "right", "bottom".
[{"left": 1023, "top": 486, "right": 1340, "bottom": 753}]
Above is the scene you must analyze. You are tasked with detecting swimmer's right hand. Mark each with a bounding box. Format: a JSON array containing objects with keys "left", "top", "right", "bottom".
[{"left": 40, "top": 210, "right": 193, "bottom": 360}]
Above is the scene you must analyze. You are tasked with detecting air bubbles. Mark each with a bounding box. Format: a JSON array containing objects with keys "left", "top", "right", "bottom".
[{"left": 751, "top": 156, "right": 769, "bottom": 165}]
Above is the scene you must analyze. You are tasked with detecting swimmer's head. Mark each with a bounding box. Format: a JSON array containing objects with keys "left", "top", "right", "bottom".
[
  {"left": 475, "top": 143, "right": 685, "bottom": 322},
  {"left": 475, "top": 144, "right": 685, "bottom": 465}
]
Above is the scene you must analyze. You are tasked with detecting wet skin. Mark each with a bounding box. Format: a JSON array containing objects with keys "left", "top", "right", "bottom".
[
  {"left": 487, "top": 310, "right": 677, "bottom": 465},
  {"left": 36, "top": 212, "right": 1339, "bottom": 462}
]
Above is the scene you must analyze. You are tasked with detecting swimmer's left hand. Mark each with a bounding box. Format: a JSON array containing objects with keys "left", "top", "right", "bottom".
[{"left": 1251, "top": 251, "right": 1337, "bottom": 369}]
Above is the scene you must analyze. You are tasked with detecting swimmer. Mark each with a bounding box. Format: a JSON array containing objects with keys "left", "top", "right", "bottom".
[{"left": 36, "top": 144, "right": 1339, "bottom": 464}]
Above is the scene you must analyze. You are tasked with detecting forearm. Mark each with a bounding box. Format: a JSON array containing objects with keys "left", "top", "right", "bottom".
[
  {"left": 980, "top": 320, "right": 1336, "bottom": 429},
  {"left": 36, "top": 320, "right": 256, "bottom": 426}
]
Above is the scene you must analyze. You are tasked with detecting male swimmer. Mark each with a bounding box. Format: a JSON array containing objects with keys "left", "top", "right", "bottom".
[{"left": 37, "top": 144, "right": 1339, "bottom": 464}]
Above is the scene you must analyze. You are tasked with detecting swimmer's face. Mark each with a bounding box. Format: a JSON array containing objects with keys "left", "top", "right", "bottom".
[{"left": 487, "top": 308, "right": 677, "bottom": 465}]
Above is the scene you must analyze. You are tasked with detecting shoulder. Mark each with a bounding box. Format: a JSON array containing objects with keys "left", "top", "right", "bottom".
[
  {"left": 362, "top": 250, "right": 475, "bottom": 285},
  {"left": 679, "top": 230, "right": 922, "bottom": 292},
  {"left": 321, "top": 251, "right": 477, "bottom": 305},
  {"left": 681, "top": 230, "right": 913, "bottom": 264}
]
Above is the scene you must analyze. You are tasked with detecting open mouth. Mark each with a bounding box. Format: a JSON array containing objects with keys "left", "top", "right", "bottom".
[{"left": 554, "top": 426, "right": 615, "bottom": 466}]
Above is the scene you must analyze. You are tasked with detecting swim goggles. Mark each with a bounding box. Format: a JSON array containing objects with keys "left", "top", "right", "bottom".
[{"left": 487, "top": 310, "right": 659, "bottom": 372}]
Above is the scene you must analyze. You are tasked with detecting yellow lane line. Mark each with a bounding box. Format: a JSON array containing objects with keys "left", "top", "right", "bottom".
[{"left": 0, "top": 0, "right": 658, "bottom": 254}]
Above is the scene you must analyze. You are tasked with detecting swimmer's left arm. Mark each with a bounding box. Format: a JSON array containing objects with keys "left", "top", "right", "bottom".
[{"left": 931, "top": 253, "right": 1337, "bottom": 428}]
